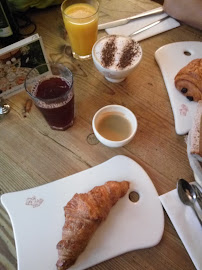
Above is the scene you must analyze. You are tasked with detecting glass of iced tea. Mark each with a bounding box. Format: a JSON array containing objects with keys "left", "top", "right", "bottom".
[
  {"left": 61, "top": 0, "right": 99, "bottom": 60},
  {"left": 24, "top": 63, "right": 74, "bottom": 131}
]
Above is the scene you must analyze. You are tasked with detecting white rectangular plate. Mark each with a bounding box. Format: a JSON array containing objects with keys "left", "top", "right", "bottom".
[
  {"left": 155, "top": 41, "right": 202, "bottom": 135},
  {"left": 1, "top": 155, "right": 164, "bottom": 270}
]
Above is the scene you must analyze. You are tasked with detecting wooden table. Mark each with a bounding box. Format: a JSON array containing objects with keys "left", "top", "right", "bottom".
[{"left": 1, "top": 1, "right": 202, "bottom": 269}]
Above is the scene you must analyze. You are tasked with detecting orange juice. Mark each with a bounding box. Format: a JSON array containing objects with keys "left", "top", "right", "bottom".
[{"left": 62, "top": 2, "right": 99, "bottom": 59}]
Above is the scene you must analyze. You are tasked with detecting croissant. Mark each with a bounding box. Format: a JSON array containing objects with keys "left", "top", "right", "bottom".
[
  {"left": 174, "top": 58, "right": 202, "bottom": 101},
  {"left": 56, "top": 180, "right": 129, "bottom": 270}
]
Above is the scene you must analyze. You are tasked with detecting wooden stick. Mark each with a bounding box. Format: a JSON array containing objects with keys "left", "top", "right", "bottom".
[{"left": 23, "top": 99, "right": 33, "bottom": 117}]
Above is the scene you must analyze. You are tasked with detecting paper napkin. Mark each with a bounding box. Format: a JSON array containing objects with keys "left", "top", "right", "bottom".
[
  {"left": 160, "top": 188, "right": 202, "bottom": 270},
  {"left": 105, "top": 8, "right": 180, "bottom": 42}
]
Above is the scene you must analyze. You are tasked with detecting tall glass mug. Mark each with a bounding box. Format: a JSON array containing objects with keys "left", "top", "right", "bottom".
[
  {"left": 61, "top": 0, "right": 99, "bottom": 60},
  {"left": 25, "top": 63, "right": 74, "bottom": 131}
]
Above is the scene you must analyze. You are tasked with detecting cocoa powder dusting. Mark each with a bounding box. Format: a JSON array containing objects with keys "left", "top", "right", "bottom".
[
  {"left": 117, "top": 40, "right": 140, "bottom": 69},
  {"left": 101, "top": 36, "right": 116, "bottom": 68}
]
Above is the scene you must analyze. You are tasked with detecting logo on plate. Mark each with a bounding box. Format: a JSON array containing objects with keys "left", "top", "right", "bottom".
[
  {"left": 25, "top": 196, "right": 44, "bottom": 208},
  {"left": 179, "top": 104, "right": 188, "bottom": 116}
]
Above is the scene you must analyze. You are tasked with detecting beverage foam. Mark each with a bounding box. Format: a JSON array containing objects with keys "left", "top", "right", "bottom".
[
  {"left": 64, "top": 3, "right": 96, "bottom": 19},
  {"left": 93, "top": 35, "right": 142, "bottom": 71}
]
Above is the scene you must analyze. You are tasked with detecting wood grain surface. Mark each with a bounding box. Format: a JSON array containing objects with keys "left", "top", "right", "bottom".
[{"left": 1, "top": 0, "right": 202, "bottom": 269}]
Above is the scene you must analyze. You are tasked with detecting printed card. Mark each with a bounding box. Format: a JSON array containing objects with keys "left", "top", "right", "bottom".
[{"left": 0, "top": 34, "right": 50, "bottom": 99}]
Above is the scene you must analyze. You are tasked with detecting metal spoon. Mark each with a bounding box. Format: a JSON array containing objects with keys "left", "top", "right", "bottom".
[
  {"left": 0, "top": 103, "right": 10, "bottom": 115},
  {"left": 192, "top": 185, "right": 202, "bottom": 209},
  {"left": 177, "top": 179, "right": 202, "bottom": 226},
  {"left": 129, "top": 15, "right": 170, "bottom": 37},
  {"left": 0, "top": 98, "right": 10, "bottom": 115}
]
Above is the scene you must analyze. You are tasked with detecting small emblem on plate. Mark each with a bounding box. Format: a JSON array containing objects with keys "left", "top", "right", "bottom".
[
  {"left": 179, "top": 104, "right": 188, "bottom": 116},
  {"left": 25, "top": 196, "right": 44, "bottom": 208}
]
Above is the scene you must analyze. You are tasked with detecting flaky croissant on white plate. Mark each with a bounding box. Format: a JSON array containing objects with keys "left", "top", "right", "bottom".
[{"left": 56, "top": 180, "right": 130, "bottom": 270}]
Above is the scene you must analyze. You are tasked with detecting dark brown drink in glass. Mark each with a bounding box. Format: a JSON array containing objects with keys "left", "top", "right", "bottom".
[{"left": 25, "top": 63, "right": 74, "bottom": 131}]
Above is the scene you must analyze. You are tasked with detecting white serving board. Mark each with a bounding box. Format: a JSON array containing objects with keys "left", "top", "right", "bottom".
[
  {"left": 1, "top": 155, "right": 164, "bottom": 270},
  {"left": 155, "top": 41, "right": 202, "bottom": 135}
]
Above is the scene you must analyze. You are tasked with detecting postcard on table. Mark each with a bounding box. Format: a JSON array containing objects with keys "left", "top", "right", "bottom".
[{"left": 0, "top": 33, "right": 50, "bottom": 99}]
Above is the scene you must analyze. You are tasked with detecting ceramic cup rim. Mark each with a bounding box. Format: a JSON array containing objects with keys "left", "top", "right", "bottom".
[
  {"left": 92, "top": 104, "right": 138, "bottom": 147},
  {"left": 92, "top": 35, "right": 143, "bottom": 73}
]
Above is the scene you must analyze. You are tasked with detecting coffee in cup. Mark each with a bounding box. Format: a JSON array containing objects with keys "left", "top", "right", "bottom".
[{"left": 92, "top": 35, "right": 142, "bottom": 83}]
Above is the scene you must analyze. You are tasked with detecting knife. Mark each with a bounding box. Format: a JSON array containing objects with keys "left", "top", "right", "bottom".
[{"left": 98, "top": 6, "right": 164, "bottom": 30}]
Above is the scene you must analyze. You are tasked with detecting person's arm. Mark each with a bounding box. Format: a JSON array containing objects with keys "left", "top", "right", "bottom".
[{"left": 163, "top": 0, "right": 202, "bottom": 30}]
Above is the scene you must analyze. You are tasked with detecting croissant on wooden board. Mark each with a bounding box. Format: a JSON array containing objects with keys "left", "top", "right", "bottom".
[
  {"left": 56, "top": 180, "right": 130, "bottom": 270},
  {"left": 174, "top": 58, "right": 202, "bottom": 101}
]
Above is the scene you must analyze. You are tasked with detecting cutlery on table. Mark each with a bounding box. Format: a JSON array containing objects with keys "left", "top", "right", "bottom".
[
  {"left": 177, "top": 178, "right": 202, "bottom": 226},
  {"left": 98, "top": 6, "right": 164, "bottom": 30},
  {"left": 192, "top": 184, "right": 202, "bottom": 209},
  {"left": 129, "top": 15, "right": 170, "bottom": 37},
  {"left": 0, "top": 99, "right": 10, "bottom": 115}
]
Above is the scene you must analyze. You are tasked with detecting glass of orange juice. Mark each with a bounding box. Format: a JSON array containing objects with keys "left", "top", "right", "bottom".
[{"left": 61, "top": 0, "right": 99, "bottom": 60}]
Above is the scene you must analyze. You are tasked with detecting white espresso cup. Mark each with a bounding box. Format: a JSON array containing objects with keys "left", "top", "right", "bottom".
[{"left": 92, "top": 104, "right": 138, "bottom": 147}]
